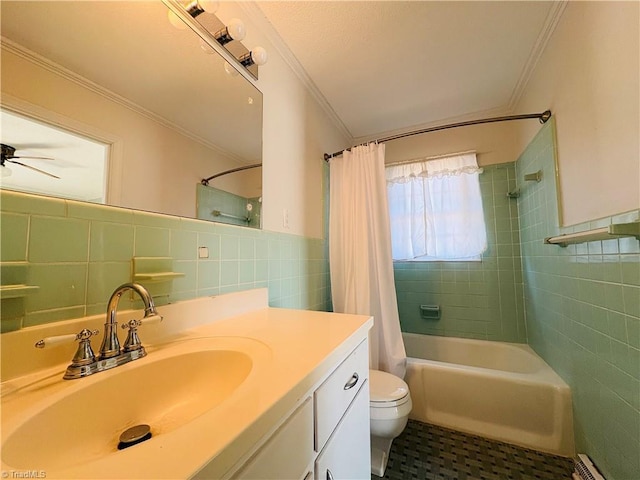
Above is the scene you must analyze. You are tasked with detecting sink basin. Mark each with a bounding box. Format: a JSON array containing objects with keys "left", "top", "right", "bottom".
[{"left": 2, "top": 342, "right": 258, "bottom": 472}]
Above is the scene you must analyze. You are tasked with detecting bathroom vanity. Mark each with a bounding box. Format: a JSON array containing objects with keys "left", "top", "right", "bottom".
[{"left": 0, "top": 289, "right": 373, "bottom": 479}]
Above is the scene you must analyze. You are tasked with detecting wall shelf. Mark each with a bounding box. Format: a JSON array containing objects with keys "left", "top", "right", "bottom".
[
  {"left": 132, "top": 272, "right": 185, "bottom": 282},
  {"left": 0, "top": 284, "right": 40, "bottom": 299},
  {"left": 545, "top": 221, "right": 640, "bottom": 247},
  {"left": 132, "top": 257, "right": 184, "bottom": 287}
]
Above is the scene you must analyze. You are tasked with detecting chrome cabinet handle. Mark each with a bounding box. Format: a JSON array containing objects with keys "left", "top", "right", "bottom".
[
  {"left": 326, "top": 469, "right": 334, "bottom": 480},
  {"left": 343, "top": 372, "right": 359, "bottom": 390}
]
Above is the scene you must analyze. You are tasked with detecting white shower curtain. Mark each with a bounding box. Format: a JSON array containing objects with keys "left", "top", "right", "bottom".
[{"left": 329, "top": 143, "right": 406, "bottom": 379}]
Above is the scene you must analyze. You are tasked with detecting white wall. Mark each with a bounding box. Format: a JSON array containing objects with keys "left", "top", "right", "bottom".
[
  {"left": 514, "top": 1, "right": 640, "bottom": 226},
  {"left": 384, "top": 121, "right": 519, "bottom": 168}
]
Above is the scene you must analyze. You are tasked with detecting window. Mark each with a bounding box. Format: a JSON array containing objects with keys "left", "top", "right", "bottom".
[
  {"left": 1, "top": 108, "right": 109, "bottom": 204},
  {"left": 386, "top": 153, "right": 487, "bottom": 261}
]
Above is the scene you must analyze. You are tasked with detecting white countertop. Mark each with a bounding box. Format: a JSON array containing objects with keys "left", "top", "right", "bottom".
[{"left": 1, "top": 289, "right": 373, "bottom": 479}]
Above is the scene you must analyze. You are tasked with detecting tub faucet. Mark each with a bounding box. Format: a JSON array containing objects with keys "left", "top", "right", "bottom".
[{"left": 99, "top": 282, "right": 160, "bottom": 359}]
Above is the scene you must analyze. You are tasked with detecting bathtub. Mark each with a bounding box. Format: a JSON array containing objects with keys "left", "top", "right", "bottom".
[{"left": 403, "top": 332, "right": 575, "bottom": 457}]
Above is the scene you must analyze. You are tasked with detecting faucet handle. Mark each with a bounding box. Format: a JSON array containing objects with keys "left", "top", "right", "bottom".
[
  {"left": 120, "top": 314, "right": 163, "bottom": 331},
  {"left": 36, "top": 329, "right": 99, "bottom": 377},
  {"left": 120, "top": 314, "right": 163, "bottom": 353},
  {"left": 35, "top": 329, "right": 99, "bottom": 349}
]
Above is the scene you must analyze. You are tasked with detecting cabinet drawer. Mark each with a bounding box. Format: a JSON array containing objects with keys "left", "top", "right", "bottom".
[
  {"left": 314, "top": 340, "right": 368, "bottom": 451},
  {"left": 315, "top": 380, "right": 370, "bottom": 480},
  {"left": 234, "top": 398, "right": 314, "bottom": 479}
]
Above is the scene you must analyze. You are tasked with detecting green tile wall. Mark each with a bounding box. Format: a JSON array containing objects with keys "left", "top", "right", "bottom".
[
  {"left": 0, "top": 190, "right": 330, "bottom": 332},
  {"left": 517, "top": 117, "right": 640, "bottom": 480},
  {"left": 395, "top": 163, "right": 526, "bottom": 342},
  {"left": 196, "top": 184, "right": 261, "bottom": 228}
]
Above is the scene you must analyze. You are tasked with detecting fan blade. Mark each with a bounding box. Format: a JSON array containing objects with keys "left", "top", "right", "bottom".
[
  {"left": 10, "top": 155, "right": 56, "bottom": 161},
  {"left": 8, "top": 160, "right": 60, "bottom": 179}
]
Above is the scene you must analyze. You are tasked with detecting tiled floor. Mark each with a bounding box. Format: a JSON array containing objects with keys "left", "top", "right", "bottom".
[{"left": 376, "top": 420, "right": 575, "bottom": 480}]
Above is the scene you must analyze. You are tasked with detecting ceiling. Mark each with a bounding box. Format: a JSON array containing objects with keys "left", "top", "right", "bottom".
[{"left": 253, "top": 1, "right": 562, "bottom": 142}]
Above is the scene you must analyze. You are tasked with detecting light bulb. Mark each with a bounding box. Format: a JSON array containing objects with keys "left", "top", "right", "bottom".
[
  {"left": 240, "top": 47, "right": 268, "bottom": 67},
  {"left": 214, "top": 18, "right": 246, "bottom": 45},
  {"left": 226, "top": 19, "right": 246, "bottom": 41},
  {"left": 185, "top": 0, "right": 218, "bottom": 17},
  {"left": 250, "top": 47, "right": 268, "bottom": 66},
  {"left": 167, "top": 10, "right": 187, "bottom": 29}
]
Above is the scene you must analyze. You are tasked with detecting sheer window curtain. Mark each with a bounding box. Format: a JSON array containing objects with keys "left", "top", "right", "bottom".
[
  {"left": 386, "top": 153, "right": 487, "bottom": 261},
  {"left": 329, "top": 143, "right": 406, "bottom": 378}
]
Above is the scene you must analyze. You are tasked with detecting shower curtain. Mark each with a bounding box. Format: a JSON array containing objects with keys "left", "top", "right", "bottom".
[{"left": 329, "top": 143, "right": 406, "bottom": 379}]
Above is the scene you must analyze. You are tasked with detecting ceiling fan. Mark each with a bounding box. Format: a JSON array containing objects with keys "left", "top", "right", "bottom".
[{"left": 0, "top": 143, "right": 60, "bottom": 179}]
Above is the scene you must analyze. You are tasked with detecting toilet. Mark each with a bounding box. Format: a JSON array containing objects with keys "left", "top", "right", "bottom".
[{"left": 369, "top": 369, "right": 412, "bottom": 477}]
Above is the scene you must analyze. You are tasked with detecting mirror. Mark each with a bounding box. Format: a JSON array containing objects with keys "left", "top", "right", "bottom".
[{"left": 0, "top": 1, "right": 263, "bottom": 228}]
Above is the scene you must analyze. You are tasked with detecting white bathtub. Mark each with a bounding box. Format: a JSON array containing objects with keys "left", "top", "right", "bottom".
[{"left": 403, "top": 332, "right": 575, "bottom": 457}]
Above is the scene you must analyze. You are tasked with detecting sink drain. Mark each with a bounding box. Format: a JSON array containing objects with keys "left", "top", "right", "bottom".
[{"left": 117, "top": 424, "right": 152, "bottom": 450}]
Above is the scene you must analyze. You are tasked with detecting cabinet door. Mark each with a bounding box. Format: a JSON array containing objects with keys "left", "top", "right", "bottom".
[
  {"left": 235, "top": 398, "right": 314, "bottom": 479},
  {"left": 315, "top": 381, "right": 370, "bottom": 480},
  {"left": 314, "top": 340, "right": 368, "bottom": 452}
]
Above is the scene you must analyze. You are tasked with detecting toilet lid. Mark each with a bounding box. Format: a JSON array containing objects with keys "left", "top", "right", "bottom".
[{"left": 369, "top": 369, "right": 409, "bottom": 403}]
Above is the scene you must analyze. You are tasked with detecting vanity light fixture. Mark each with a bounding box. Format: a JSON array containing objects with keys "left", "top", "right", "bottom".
[
  {"left": 239, "top": 47, "right": 268, "bottom": 67},
  {"left": 164, "top": 0, "right": 264, "bottom": 79},
  {"left": 213, "top": 18, "right": 246, "bottom": 45},
  {"left": 184, "top": 0, "right": 219, "bottom": 18},
  {"left": 167, "top": 0, "right": 218, "bottom": 29}
]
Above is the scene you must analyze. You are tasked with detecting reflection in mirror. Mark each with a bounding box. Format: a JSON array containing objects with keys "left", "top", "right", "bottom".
[
  {"left": 197, "top": 163, "right": 262, "bottom": 227},
  {"left": 0, "top": 1, "right": 263, "bottom": 228},
  {"left": 1, "top": 109, "right": 109, "bottom": 202}
]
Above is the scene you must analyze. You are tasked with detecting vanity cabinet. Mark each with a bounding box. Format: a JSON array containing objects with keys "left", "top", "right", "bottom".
[
  {"left": 315, "top": 382, "right": 370, "bottom": 480},
  {"left": 231, "top": 340, "right": 370, "bottom": 480},
  {"left": 233, "top": 399, "right": 314, "bottom": 480},
  {"left": 1, "top": 289, "right": 374, "bottom": 480}
]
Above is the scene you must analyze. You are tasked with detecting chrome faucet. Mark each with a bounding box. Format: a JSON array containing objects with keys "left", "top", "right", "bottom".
[
  {"left": 35, "top": 282, "right": 163, "bottom": 379},
  {"left": 99, "top": 282, "right": 160, "bottom": 359}
]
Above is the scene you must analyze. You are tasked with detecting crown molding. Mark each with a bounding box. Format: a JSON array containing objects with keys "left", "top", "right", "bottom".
[
  {"left": 238, "top": 1, "right": 566, "bottom": 147},
  {"left": 507, "top": 1, "right": 568, "bottom": 111},
  {"left": 238, "top": 2, "right": 353, "bottom": 143}
]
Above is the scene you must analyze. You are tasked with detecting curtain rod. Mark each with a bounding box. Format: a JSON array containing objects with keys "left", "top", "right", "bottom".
[
  {"left": 201, "top": 163, "right": 262, "bottom": 186},
  {"left": 323, "top": 110, "right": 551, "bottom": 161}
]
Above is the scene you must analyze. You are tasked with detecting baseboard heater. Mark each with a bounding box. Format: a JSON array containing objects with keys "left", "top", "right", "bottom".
[{"left": 572, "top": 454, "right": 606, "bottom": 480}]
